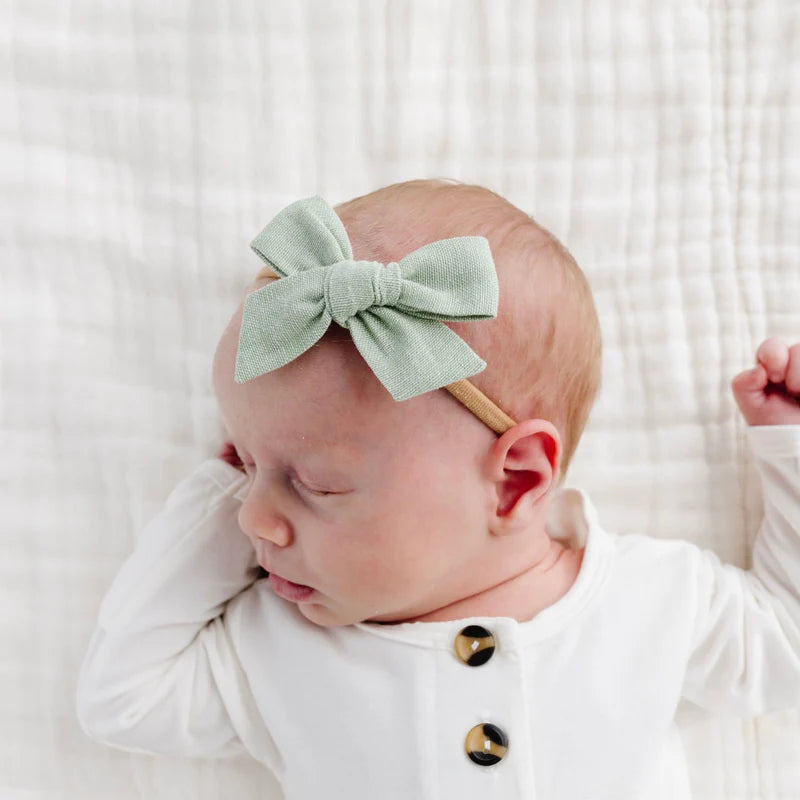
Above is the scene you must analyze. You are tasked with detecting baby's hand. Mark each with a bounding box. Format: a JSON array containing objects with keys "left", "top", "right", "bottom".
[
  {"left": 217, "top": 441, "right": 247, "bottom": 473},
  {"left": 730, "top": 337, "right": 800, "bottom": 426}
]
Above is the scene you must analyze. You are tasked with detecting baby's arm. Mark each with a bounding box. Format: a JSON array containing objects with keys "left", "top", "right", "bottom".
[
  {"left": 75, "top": 458, "right": 278, "bottom": 765},
  {"left": 681, "top": 338, "right": 800, "bottom": 714}
]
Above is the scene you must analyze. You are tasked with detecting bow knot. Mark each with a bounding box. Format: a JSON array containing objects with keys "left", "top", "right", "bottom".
[
  {"left": 324, "top": 260, "right": 403, "bottom": 328},
  {"left": 236, "top": 195, "right": 499, "bottom": 402}
]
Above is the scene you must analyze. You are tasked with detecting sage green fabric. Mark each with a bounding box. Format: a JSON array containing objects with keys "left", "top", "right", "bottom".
[{"left": 235, "top": 195, "right": 499, "bottom": 402}]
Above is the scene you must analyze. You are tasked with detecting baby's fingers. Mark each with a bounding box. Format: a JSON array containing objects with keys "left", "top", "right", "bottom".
[
  {"left": 731, "top": 362, "right": 768, "bottom": 397},
  {"left": 756, "top": 337, "right": 790, "bottom": 383},
  {"left": 786, "top": 343, "right": 800, "bottom": 393},
  {"left": 732, "top": 338, "right": 800, "bottom": 425},
  {"left": 217, "top": 441, "right": 247, "bottom": 472}
]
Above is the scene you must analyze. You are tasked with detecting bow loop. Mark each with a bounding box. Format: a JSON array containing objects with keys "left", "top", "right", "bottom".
[
  {"left": 324, "top": 260, "right": 403, "bottom": 328},
  {"left": 235, "top": 195, "right": 499, "bottom": 401}
]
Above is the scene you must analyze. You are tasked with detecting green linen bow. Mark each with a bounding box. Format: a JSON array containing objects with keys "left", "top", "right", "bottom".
[{"left": 235, "top": 195, "right": 499, "bottom": 402}]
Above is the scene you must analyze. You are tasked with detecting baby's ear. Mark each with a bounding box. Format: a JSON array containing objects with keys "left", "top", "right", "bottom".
[{"left": 485, "top": 420, "right": 560, "bottom": 534}]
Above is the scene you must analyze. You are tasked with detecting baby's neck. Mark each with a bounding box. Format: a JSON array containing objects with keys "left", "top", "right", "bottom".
[{"left": 408, "top": 540, "right": 585, "bottom": 624}]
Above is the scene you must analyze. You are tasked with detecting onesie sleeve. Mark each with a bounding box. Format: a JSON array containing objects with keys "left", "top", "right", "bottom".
[
  {"left": 681, "top": 425, "right": 800, "bottom": 716},
  {"left": 75, "top": 458, "right": 281, "bottom": 768}
]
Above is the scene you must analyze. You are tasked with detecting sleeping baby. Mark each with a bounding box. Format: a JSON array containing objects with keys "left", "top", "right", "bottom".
[{"left": 76, "top": 178, "right": 800, "bottom": 799}]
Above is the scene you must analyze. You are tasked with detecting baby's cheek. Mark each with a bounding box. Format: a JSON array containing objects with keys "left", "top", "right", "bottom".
[{"left": 320, "top": 538, "right": 386, "bottom": 588}]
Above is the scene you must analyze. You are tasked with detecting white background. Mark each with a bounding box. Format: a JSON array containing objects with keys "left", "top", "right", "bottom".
[{"left": 2, "top": 1, "right": 799, "bottom": 797}]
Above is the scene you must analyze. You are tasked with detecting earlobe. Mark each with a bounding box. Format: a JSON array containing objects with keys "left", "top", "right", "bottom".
[{"left": 486, "top": 420, "right": 561, "bottom": 532}]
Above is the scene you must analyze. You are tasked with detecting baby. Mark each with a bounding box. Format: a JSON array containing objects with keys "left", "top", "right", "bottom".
[{"left": 76, "top": 179, "right": 800, "bottom": 800}]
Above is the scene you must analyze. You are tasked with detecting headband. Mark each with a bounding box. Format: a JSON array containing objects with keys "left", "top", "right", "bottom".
[{"left": 235, "top": 195, "right": 517, "bottom": 435}]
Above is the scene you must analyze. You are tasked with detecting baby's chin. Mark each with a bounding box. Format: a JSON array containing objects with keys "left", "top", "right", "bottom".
[
  {"left": 295, "top": 600, "right": 357, "bottom": 628},
  {"left": 296, "top": 602, "right": 410, "bottom": 628}
]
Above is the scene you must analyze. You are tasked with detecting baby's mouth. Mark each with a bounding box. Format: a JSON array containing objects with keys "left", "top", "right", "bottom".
[
  {"left": 268, "top": 572, "right": 315, "bottom": 602},
  {"left": 254, "top": 543, "right": 315, "bottom": 600}
]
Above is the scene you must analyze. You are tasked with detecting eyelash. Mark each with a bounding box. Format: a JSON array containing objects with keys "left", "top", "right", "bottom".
[{"left": 240, "top": 460, "right": 333, "bottom": 497}]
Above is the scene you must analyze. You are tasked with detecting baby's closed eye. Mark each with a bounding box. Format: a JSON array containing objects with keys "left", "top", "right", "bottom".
[{"left": 240, "top": 462, "right": 337, "bottom": 497}]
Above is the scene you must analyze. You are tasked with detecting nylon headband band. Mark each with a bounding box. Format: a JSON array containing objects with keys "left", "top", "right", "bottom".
[
  {"left": 249, "top": 265, "right": 517, "bottom": 436},
  {"left": 443, "top": 379, "right": 517, "bottom": 435}
]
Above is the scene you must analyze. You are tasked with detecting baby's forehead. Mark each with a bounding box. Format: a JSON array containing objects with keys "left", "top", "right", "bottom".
[
  {"left": 214, "top": 317, "right": 387, "bottom": 430},
  {"left": 214, "top": 343, "right": 467, "bottom": 470}
]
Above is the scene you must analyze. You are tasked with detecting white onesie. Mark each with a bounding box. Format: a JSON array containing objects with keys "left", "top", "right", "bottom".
[{"left": 76, "top": 424, "right": 800, "bottom": 800}]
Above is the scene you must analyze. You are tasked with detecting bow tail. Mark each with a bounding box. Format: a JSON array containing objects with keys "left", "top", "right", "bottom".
[
  {"left": 351, "top": 308, "right": 488, "bottom": 402},
  {"left": 234, "top": 279, "right": 332, "bottom": 383}
]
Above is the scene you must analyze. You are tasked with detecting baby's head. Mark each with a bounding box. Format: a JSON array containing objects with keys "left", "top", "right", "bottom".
[{"left": 212, "top": 179, "right": 602, "bottom": 627}]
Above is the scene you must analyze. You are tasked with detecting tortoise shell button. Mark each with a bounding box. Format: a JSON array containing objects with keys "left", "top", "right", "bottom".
[
  {"left": 465, "top": 722, "right": 509, "bottom": 766},
  {"left": 454, "top": 625, "right": 496, "bottom": 666}
]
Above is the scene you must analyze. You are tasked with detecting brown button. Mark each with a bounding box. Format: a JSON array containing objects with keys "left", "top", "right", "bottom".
[
  {"left": 454, "top": 625, "right": 496, "bottom": 666},
  {"left": 465, "top": 722, "right": 508, "bottom": 766}
]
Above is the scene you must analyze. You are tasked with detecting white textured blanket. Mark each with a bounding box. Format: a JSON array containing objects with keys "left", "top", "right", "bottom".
[{"left": 2, "top": 1, "right": 798, "bottom": 798}]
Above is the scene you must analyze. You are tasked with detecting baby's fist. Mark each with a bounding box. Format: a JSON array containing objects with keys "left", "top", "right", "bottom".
[{"left": 730, "top": 337, "right": 800, "bottom": 426}]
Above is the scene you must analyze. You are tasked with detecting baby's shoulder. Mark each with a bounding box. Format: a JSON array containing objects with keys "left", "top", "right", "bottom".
[
  {"left": 603, "top": 530, "right": 714, "bottom": 602},
  {"left": 609, "top": 529, "right": 706, "bottom": 566}
]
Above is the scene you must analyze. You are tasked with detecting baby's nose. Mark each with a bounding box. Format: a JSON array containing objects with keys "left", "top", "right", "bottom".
[{"left": 237, "top": 504, "right": 293, "bottom": 548}]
